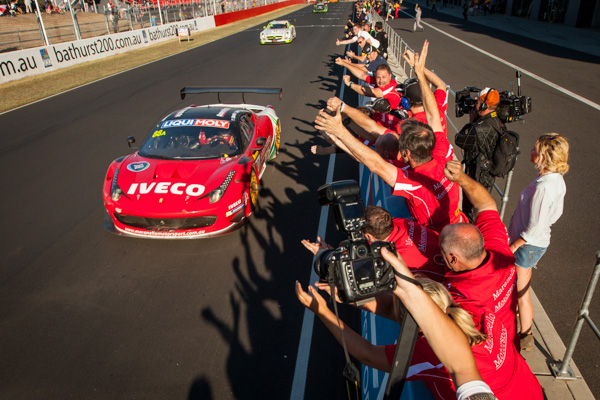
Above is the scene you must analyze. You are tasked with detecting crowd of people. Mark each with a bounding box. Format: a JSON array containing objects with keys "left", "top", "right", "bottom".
[{"left": 297, "top": 4, "right": 570, "bottom": 399}]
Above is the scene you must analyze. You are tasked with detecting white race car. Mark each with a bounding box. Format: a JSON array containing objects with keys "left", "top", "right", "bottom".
[{"left": 260, "top": 20, "right": 296, "bottom": 44}]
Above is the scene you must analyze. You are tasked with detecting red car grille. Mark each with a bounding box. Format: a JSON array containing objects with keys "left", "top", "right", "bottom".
[{"left": 114, "top": 213, "right": 217, "bottom": 231}]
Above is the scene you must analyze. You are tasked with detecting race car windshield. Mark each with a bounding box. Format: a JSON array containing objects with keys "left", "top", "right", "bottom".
[
  {"left": 268, "top": 23, "right": 287, "bottom": 29},
  {"left": 139, "top": 122, "right": 241, "bottom": 160}
]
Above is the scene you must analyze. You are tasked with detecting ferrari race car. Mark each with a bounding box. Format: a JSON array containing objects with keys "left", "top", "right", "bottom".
[
  {"left": 313, "top": 2, "right": 328, "bottom": 12},
  {"left": 103, "top": 87, "right": 282, "bottom": 239},
  {"left": 260, "top": 20, "right": 296, "bottom": 44}
]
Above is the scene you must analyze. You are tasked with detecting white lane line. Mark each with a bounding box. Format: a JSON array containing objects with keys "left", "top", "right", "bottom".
[
  {"left": 290, "top": 65, "right": 348, "bottom": 400},
  {"left": 400, "top": 10, "right": 600, "bottom": 111},
  {"left": 289, "top": 154, "right": 335, "bottom": 400}
]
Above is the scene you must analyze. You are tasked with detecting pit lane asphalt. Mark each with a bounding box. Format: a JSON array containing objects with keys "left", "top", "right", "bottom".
[
  {"left": 0, "top": 4, "right": 365, "bottom": 399},
  {"left": 1, "top": 3, "right": 599, "bottom": 400}
]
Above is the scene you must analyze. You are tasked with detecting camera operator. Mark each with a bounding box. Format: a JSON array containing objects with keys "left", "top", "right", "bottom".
[
  {"left": 295, "top": 253, "right": 496, "bottom": 400},
  {"left": 455, "top": 88, "right": 505, "bottom": 223}
]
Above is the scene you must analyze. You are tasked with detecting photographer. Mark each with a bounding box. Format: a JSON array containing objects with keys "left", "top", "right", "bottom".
[
  {"left": 295, "top": 252, "right": 495, "bottom": 400},
  {"left": 455, "top": 88, "right": 505, "bottom": 223}
]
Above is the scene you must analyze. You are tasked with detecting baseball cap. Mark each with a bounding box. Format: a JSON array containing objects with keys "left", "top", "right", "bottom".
[
  {"left": 402, "top": 78, "right": 422, "bottom": 104},
  {"left": 479, "top": 88, "right": 500, "bottom": 107},
  {"left": 362, "top": 44, "right": 373, "bottom": 55}
]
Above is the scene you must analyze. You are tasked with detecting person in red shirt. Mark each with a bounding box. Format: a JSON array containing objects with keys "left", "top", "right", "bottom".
[
  {"left": 441, "top": 160, "right": 518, "bottom": 349},
  {"left": 296, "top": 262, "right": 496, "bottom": 400},
  {"left": 343, "top": 64, "right": 401, "bottom": 129},
  {"left": 316, "top": 41, "right": 465, "bottom": 232},
  {"left": 362, "top": 205, "right": 446, "bottom": 281}
]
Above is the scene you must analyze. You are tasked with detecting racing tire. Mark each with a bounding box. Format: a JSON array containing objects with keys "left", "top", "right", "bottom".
[
  {"left": 249, "top": 169, "right": 259, "bottom": 211},
  {"left": 275, "top": 120, "right": 281, "bottom": 154}
]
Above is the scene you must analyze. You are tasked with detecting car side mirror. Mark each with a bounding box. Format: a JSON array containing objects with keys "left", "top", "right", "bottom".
[
  {"left": 127, "top": 136, "right": 139, "bottom": 149},
  {"left": 250, "top": 136, "right": 266, "bottom": 151}
]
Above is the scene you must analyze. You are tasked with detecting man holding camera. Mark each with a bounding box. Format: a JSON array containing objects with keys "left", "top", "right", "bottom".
[{"left": 455, "top": 88, "right": 505, "bottom": 223}]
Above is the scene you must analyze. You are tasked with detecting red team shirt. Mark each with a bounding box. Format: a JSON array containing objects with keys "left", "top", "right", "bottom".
[
  {"left": 444, "top": 210, "right": 519, "bottom": 348},
  {"left": 392, "top": 131, "right": 466, "bottom": 233},
  {"left": 387, "top": 218, "right": 446, "bottom": 282},
  {"left": 365, "top": 76, "right": 402, "bottom": 129}
]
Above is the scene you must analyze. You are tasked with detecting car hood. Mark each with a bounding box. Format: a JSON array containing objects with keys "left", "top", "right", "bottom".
[
  {"left": 262, "top": 27, "right": 290, "bottom": 34},
  {"left": 114, "top": 153, "right": 241, "bottom": 209}
]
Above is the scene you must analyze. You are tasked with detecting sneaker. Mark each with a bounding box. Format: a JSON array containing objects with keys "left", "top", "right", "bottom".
[{"left": 520, "top": 333, "right": 534, "bottom": 351}]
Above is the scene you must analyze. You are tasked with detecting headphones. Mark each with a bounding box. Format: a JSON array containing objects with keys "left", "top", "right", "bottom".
[{"left": 480, "top": 88, "right": 495, "bottom": 111}]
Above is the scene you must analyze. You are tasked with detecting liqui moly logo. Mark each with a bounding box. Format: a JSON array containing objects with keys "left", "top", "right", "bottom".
[
  {"left": 162, "top": 119, "right": 230, "bottom": 128},
  {"left": 127, "top": 182, "right": 205, "bottom": 196}
]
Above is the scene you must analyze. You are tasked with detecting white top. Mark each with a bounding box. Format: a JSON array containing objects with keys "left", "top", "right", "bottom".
[
  {"left": 508, "top": 172, "right": 566, "bottom": 248},
  {"left": 351, "top": 30, "right": 381, "bottom": 49}
]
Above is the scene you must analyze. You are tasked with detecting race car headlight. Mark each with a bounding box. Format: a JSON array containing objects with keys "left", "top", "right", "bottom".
[
  {"left": 110, "top": 168, "right": 124, "bottom": 201},
  {"left": 260, "top": 32, "right": 266, "bottom": 39},
  {"left": 207, "top": 171, "right": 235, "bottom": 204}
]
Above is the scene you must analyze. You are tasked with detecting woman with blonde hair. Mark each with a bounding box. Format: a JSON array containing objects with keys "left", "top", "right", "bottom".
[{"left": 508, "top": 133, "right": 569, "bottom": 351}]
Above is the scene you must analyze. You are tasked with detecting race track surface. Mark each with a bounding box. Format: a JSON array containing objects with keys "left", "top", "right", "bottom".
[{"left": 0, "top": 2, "right": 598, "bottom": 399}]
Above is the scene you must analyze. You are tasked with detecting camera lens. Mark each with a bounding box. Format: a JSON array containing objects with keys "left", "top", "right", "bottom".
[{"left": 314, "top": 249, "right": 337, "bottom": 280}]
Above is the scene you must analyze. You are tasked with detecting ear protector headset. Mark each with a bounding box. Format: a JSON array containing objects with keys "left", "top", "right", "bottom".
[{"left": 480, "top": 88, "right": 495, "bottom": 111}]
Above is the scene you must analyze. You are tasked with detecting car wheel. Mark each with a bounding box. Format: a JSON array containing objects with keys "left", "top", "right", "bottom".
[
  {"left": 275, "top": 120, "right": 281, "bottom": 153},
  {"left": 249, "top": 169, "right": 259, "bottom": 210}
]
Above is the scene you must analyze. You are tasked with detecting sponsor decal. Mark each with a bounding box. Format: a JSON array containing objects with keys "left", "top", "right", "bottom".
[
  {"left": 152, "top": 129, "right": 166, "bottom": 138},
  {"left": 228, "top": 199, "right": 242, "bottom": 210},
  {"left": 40, "top": 48, "right": 52, "bottom": 68},
  {"left": 127, "top": 182, "right": 205, "bottom": 196},
  {"left": 162, "top": 119, "right": 230, "bottom": 128},
  {"left": 220, "top": 156, "right": 232, "bottom": 164},
  {"left": 225, "top": 202, "right": 244, "bottom": 217},
  {"left": 216, "top": 108, "right": 229, "bottom": 117},
  {"left": 127, "top": 161, "right": 150, "bottom": 172},
  {"left": 124, "top": 227, "right": 206, "bottom": 237}
]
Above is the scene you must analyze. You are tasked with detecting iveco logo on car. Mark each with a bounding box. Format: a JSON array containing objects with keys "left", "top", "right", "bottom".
[
  {"left": 127, "top": 162, "right": 150, "bottom": 172},
  {"left": 127, "top": 182, "right": 205, "bottom": 196}
]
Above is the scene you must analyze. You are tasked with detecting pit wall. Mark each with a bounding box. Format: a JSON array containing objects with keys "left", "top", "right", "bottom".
[{"left": 0, "top": 0, "right": 304, "bottom": 84}]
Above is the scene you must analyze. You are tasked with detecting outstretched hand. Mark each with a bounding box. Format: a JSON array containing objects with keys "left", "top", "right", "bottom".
[
  {"left": 295, "top": 281, "right": 330, "bottom": 315},
  {"left": 381, "top": 248, "right": 418, "bottom": 296},
  {"left": 413, "top": 40, "right": 429, "bottom": 77},
  {"left": 315, "top": 106, "right": 344, "bottom": 138},
  {"left": 301, "top": 236, "right": 333, "bottom": 255}
]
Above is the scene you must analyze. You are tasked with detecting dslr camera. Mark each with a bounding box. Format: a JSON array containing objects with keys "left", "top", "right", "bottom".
[{"left": 314, "top": 180, "right": 397, "bottom": 304}]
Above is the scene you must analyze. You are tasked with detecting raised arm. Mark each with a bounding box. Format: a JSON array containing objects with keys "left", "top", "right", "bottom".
[
  {"left": 444, "top": 160, "right": 497, "bottom": 213},
  {"left": 327, "top": 97, "right": 387, "bottom": 140},
  {"left": 413, "top": 41, "right": 443, "bottom": 133},
  {"left": 315, "top": 106, "right": 397, "bottom": 186},
  {"left": 403, "top": 49, "right": 446, "bottom": 92},
  {"left": 383, "top": 249, "right": 483, "bottom": 387}
]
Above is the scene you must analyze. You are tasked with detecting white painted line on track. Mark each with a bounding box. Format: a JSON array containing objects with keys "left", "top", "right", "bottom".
[
  {"left": 400, "top": 10, "right": 600, "bottom": 111},
  {"left": 289, "top": 63, "right": 348, "bottom": 400}
]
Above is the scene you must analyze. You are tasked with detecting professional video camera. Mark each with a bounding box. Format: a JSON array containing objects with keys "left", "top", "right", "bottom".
[
  {"left": 454, "top": 71, "right": 532, "bottom": 123},
  {"left": 313, "top": 180, "right": 397, "bottom": 304}
]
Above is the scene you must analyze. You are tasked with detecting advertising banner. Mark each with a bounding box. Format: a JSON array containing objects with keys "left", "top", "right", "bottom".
[{"left": 0, "top": 16, "right": 215, "bottom": 84}]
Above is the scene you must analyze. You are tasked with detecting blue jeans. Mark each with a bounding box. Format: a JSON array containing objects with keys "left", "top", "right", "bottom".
[{"left": 514, "top": 244, "right": 547, "bottom": 269}]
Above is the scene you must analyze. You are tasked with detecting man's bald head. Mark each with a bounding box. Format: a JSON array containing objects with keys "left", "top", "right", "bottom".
[{"left": 439, "top": 223, "right": 485, "bottom": 266}]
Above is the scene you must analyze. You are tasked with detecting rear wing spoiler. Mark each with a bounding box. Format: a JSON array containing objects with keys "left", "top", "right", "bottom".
[{"left": 180, "top": 87, "right": 283, "bottom": 103}]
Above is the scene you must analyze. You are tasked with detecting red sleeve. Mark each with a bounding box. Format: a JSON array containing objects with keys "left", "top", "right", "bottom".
[
  {"left": 431, "top": 131, "right": 451, "bottom": 162},
  {"left": 476, "top": 210, "right": 514, "bottom": 259}
]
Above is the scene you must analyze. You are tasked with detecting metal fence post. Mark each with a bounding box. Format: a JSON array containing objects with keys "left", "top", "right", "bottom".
[{"left": 549, "top": 251, "right": 600, "bottom": 379}]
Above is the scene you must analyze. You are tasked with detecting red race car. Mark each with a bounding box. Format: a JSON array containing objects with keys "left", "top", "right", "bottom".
[{"left": 103, "top": 87, "right": 282, "bottom": 238}]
